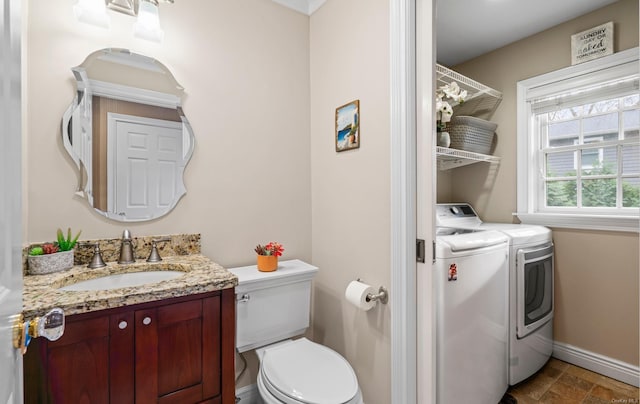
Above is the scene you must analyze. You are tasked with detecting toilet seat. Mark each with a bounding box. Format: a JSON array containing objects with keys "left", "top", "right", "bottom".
[{"left": 259, "top": 338, "right": 362, "bottom": 404}]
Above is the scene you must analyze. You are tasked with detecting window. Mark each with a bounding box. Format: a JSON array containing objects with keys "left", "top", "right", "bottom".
[{"left": 517, "top": 48, "right": 639, "bottom": 232}]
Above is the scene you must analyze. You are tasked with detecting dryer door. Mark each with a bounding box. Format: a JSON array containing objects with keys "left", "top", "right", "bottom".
[{"left": 516, "top": 244, "right": 554, "bottom": 339}]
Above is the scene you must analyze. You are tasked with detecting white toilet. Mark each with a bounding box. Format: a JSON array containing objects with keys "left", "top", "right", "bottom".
[{"left": 229, "top": 259, "right": 363, "bottom": 404}]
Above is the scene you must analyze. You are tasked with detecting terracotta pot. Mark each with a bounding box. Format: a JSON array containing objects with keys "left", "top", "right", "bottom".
[{"left": 256, "top": 255, "right": 278, "bottom": 272}]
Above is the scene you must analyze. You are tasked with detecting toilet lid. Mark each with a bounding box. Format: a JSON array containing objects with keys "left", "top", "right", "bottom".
[{"left": 261, "top": 338, "right": 359, "bottom": 404}]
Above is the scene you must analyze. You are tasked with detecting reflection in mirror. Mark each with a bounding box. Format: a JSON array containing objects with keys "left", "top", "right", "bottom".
[{"left": 62, "top": 48, "right": 194, "bottom": 222}]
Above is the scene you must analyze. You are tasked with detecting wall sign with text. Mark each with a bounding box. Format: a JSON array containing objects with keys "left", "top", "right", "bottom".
[{"left": 571, "top": 22, "right": 613, "bottom": 65}]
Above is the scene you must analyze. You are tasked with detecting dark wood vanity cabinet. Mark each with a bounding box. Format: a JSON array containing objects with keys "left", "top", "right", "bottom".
[{"left": 25, "top": 288, "right": 236, "bottom": 404}]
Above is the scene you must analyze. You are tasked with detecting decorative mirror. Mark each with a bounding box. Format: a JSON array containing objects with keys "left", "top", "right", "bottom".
[{"left": 62, "top": 48, "right": 194, "bottom": 222}]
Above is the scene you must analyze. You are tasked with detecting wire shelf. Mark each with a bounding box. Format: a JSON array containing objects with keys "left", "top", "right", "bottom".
[
  {"left": 436, "top": 146, "right": 500, "bottom": 171},
  {"left": 436, "top": 64, "right": 503, "bottom": 120}
]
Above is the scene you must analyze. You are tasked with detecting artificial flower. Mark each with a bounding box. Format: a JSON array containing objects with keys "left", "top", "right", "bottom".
[
  {"left": 254, "top": 242, "right": 284, "bottom": 257},
  {"left": 436, "top": 81, "right": 467, "bottom": 128}
]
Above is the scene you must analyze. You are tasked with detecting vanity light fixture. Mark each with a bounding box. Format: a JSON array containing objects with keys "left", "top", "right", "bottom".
[
  {"left": 73, "top": 0, "right": 173, "bottom": 43},
  {"left": 74, "top": 0, "right": 111, "bottom": 29},
  {"left": 133, "top": 0, "right": 164, "bottom": 43}
]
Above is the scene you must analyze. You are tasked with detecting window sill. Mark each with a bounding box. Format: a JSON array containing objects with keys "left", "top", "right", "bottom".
[{"left": 515, "top": 212, "right": 639, "bottom": 233}]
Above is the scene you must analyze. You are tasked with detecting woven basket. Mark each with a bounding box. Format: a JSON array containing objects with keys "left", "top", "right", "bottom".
[{"left": 446, "top": 116, "right": 497, "bottom": 155}]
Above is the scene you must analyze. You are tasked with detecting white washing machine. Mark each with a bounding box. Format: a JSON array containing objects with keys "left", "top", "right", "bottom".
[
  {"left": 435, "top": 225, "right": 510, "bottom": 403},
  {"left": 436, "top": 203, "right": 554, "bottom": 386}
]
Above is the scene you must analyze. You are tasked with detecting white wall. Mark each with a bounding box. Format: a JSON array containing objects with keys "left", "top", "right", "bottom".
[
  {"left": 25, "top": 0, "right": 312, "bottom": 268},
  {"left": 310, "top": 0, "right": 392, "bottom": 403}
]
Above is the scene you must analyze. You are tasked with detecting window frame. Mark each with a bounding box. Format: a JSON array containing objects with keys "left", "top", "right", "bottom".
[{"left": 516, "top": 47, "right": 639, "bottom": 233}]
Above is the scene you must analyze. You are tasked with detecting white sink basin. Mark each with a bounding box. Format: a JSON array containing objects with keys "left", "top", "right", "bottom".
[{"left": 58, "top": 271, "right": 184, "bottom": 291}]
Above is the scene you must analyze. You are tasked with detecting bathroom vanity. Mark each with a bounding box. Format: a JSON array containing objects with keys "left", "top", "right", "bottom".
[{"left": 22, "top": 251, "right": 237, "bottom": 404}]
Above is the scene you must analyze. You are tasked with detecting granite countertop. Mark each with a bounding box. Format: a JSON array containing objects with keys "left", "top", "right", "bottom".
[{"left": 23, "top": 254, "right": 237, "bottom": 319}]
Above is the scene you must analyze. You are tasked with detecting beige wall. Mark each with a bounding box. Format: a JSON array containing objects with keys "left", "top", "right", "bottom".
[
  {"left": 553, "top": 229, "right": 639, "bottom": 364},
  {"left": 310, "top": 0, "right": 391, "bottom": 403},
  {"left": 26, "top": 0, "right": 393, "bottom": 399},
  {"left": 25, "top": 0, "right": 312, "bottom": 269},
  {"left": 441, "top": 0, "right": 639, "bottom": 365}
]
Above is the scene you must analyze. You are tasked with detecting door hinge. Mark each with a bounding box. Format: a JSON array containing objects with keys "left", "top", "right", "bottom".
[
  {"left": 433, "top": 240, "right": 436, "bottom": 263},
  {"left": 416, "top": 239, "right": 425, "bottom": 263}
]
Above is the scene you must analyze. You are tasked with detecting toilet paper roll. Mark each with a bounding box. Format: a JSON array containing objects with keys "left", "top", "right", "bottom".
[{"left": 345, "top": 280, "right": 377, "bottom": 311}]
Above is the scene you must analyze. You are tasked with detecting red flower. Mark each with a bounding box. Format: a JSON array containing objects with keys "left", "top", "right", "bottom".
[
  {"left": 254, "top": 242, "right": 285, "bottom": 257},
  {"left": 42, "top": 243, "right": 60, "bottom": 254}
]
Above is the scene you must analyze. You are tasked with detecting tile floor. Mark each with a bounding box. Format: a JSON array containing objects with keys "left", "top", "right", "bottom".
[{"left": 506, "top": 358, "right": 639, "bottom": 403}]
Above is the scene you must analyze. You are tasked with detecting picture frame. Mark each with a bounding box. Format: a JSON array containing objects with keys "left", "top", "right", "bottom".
[
  {"left": 571, "top": 21, "right": 613, "bottom": 65},
  {"left": 335, "top": 100, "right": 360, "bottom": 152}
]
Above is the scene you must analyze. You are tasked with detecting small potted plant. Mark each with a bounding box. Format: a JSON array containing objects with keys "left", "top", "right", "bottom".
[
  {"left": 28, "top": 228, "right": 82, "bottom": 275},
  {"left": 254, "top": 242, "right": 284, "bottom": 272}
]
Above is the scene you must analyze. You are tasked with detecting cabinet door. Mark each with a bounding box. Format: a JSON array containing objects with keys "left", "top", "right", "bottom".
[
  {"left": 135, "top": 296, "right": 221, "bottom": 404},
  {"left": 25, "top": 315, "right": 111, "bottom": 404},
  {"left": 110, "top": 311, "right": 135, "bottom": 404},
  {"left": 24, "top": 290, "right": 234, "bottom": 404}
]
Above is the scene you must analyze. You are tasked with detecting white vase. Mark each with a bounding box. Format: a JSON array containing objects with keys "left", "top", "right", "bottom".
[{"left": 438, "top": 131, "right": 451, "bottom": 148}]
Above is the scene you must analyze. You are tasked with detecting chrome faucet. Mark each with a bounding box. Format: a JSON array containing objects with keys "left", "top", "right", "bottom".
[{"left": 118, "top": 229, "right": 135, "bottom": 264}]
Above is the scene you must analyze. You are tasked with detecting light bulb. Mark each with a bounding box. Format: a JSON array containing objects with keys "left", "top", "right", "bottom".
[
  {"left": 133, "top": 0, "right": 164, "bottom": 43},
  {"left": 73, "top": 0, "right": 110, "bottom": 29}
]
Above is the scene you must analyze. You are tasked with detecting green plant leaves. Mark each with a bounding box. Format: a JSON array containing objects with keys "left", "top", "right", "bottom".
[{"left": 56, "top": 228, "right": 82, "bottom": 251}]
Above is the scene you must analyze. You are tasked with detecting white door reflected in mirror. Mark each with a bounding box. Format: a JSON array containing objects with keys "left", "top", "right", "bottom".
[{"left": 109, "top": 114, "right": 184, "bottom": 220}]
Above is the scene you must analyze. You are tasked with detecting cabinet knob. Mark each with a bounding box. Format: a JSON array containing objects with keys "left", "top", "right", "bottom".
[
  {"left": 142, "top": 317, "right": 152, "bottom": 326},
  {"left": 118, "top": 321, "right": 128, "bottom": 330}
]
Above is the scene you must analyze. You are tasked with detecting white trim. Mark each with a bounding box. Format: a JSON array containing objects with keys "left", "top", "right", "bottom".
[
  {"left": 516, "top": 48, "right": 640, "bottom": 232},
  {"left": 235, "top": 383, "right": 263, "bottom": 404},
  {"left": 75, "top": 75, "right": 181, "bottom": 109},
  {"left": 390, "top": 0, "right": 421, "bottom": 403},
  {"left": 1, "top": 0, "right": 24, "bottom": 401},
  {"left": 519, "top": 48, "right": 639, "bottom": 101},
  {"left": 553, "top": 341, "right": 640, "bottom": 388},
  {"left": 307, "top": 0, "right": 326, "bottom": 14},
  {"left": 415, "top": 0, "right": 436, "bottom": 401},
  {"left": 516, "top": 212, "right": 640, "bottom": 233},
  {"left": 270, "top": 0, "right": 326, "bottom": 15}
]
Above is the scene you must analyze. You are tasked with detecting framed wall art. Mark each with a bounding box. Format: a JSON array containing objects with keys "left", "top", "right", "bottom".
[
  {"left": 335, "top": 100, "right": 360, "bottom": 152},
  {"left": 571, "top": 21, "right": 613, "bottom": 65}
]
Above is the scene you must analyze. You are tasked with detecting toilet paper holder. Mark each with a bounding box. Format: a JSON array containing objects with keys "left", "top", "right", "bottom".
[{"left": 357, "top": 279, "right": 389, "bottom": 305}]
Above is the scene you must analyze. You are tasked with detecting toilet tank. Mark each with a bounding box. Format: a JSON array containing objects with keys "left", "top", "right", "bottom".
[{"left": 228, "top": 259, "right": 318, "bottom": 353}]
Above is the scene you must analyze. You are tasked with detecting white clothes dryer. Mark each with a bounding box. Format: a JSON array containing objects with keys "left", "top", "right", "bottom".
[{"left": 436, "top": 204, "right": 554, "bottom": 386}]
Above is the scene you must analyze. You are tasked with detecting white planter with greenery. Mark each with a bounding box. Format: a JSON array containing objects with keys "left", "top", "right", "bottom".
[
  {"left": 28, "top": 250, "right": 74, "bottom": 275},
  {"left": 27, "top": 228, "right": 81, "bottom": 275}
]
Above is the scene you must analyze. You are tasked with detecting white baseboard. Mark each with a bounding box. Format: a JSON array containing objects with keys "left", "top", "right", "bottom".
[
  {"left": 553, "top": 341, "right": 640, "bottom": 387},
  {"left": 235, "top": 384, "right": 263, "bottom": 404}
]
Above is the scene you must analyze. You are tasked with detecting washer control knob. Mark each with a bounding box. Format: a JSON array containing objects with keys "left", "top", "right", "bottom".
[{"left": 450, "top": 206, "right": 460, "bottom": 215}]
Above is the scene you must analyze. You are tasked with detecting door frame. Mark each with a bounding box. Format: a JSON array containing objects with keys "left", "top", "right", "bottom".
[
  {"left": 390, "top": 0, "right": 435, "bottom": 403},
  {"left": 0, "top": 0, "right": 24, "bottom": 401}
]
